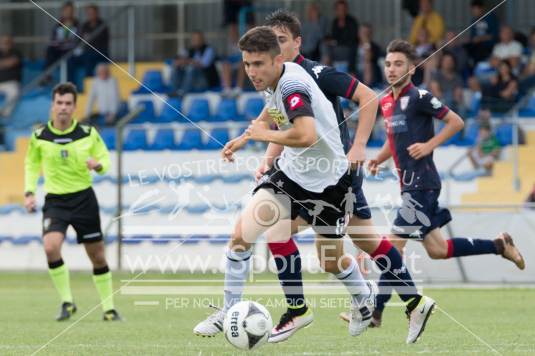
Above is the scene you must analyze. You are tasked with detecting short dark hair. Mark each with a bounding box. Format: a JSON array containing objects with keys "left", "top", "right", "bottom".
[
  {"left": 52, "top": 82, "right": 77, "bottom": 103},
  {"left": 386, "top": 39, "right": 417, "bottom": 63},
  {"left": 471, "top": 0, "right": 484, "bottom": 8},
  {"left": 238, "top": 26, "right": 281, "bottom": 57},
  {"left": 265, "top": 9, "right": 302, "bottom": 39}
]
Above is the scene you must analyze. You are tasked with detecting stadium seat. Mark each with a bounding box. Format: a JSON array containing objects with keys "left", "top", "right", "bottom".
[
  {"left": 123, "top": 129, "right": 148, "bottom": 150},
  {"left": 132, "top": 100, "right": 156, "bottom": 123},
  {"left": 495, "top": 123, "right": 514, "bottom": 146},
  {"left": 148, "top": 128, "right": 176, "bottom": 150},
  {"left": 157, "top": 98, "right": 183, "bottom": 123},
  {"left": 8, "top": 95, "right": 51, "bottom": 129},
  {"left": 204, "top": 128, "right": 230, "bottom": 150},
  {"left": 519, "top": 94, "right": 535, "bottom": 117},
  {"left": 463, "top": 121, "right": 480, "bottom": 145},
  {"left": 213, "top": 98, "right": 239, "bottom": 121},
  {"left": 187, "top": 98, "right": 210, "bottom": 122},
  {"left": 133, "top": 70, "right": 168, "bottom": 94},
  {"left": 98, "top": 128, "right": 116, "bottom": 150},
  {"left": 177, "top": 128, "right": 203, "bottom": 150},
  {"left": 243, "top": 97, "right": 264, "bottom": 121}
]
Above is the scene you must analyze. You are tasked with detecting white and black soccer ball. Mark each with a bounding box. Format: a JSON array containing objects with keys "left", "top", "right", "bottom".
[{"left": 223, "top": 301, "right": 272, "bottom": 350}]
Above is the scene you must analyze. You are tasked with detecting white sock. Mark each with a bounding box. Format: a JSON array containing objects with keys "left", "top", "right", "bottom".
[
  {"left": 335, "top": 256, "right": 370, "bottom": 305},
  {"left": 223, "top": 248, "right": 252, "bottom": 311}
]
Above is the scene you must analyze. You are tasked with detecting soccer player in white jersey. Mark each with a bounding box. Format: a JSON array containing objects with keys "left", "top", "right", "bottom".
[{"left": 193, "top": 26, "right": 375, "bottom": 340}]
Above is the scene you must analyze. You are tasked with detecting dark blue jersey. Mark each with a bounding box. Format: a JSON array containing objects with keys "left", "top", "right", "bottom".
[
  {"left": 380, "top": 83, "right": 449, "bottom": 192},
  {"left": 294, "top": 54, "right": 358, "bottom": 153}
]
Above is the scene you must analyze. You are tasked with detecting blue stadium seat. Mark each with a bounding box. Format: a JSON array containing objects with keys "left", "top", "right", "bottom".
[
  {"left": 495, "top": 123, "right": 514, "bottom": 146},
  {"left": 99, "top": 128, "right": 116, "bottom": 150},
  {"left": 519, "top": 94, "right": 535, "bottom": 117},
  {"left": 187, "top": 98, "right": 210, "bottom": 122},
  {"left": 177, "top": 128, "right": 203, "bottom": 150},
  {"left": 133, "top": 70, "right": 168, "bottom": 94},
  {"left": 157, "top": 98, "right": 183, "bottom": 123},
  {"left": 148, "top": 128, "right": 176, "bottom": 150},
  {"left": 463, "top": 121, "right": 480, "bottom": 145},
  {"left": 243, "top": 97, "right": 264, "bottom": 121},
  {"left": 213, "top": 98, "right": 239, "bottom": 121},
  {"left": 8, "top": 95, "right": 51, "bottom": 129},
  {"left": 123, "top": 129, "right": 148, "bottom": 150},
  {"left": 204, "top": 128, "right": 230, "bottom": 150},
  {"left": 132, "top": 100, "right": 156, "bottom": 123}
]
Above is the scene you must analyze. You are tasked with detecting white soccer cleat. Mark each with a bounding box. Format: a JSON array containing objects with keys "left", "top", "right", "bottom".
[
  {"left": 348, "top": 280, "right": 377, "bottom": 336},
  {"left": 193, "top": 304, "right": 225, "bottom": 337},
  {"left": 268, "top": 307, "right": 314, "bottom": 343},
  {"left": 406, "top": 296, "right": 436, "bottom": 344}
]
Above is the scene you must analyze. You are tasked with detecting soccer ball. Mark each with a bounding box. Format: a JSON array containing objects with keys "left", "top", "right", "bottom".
[{"left": 223, "top": 301, "right": 273, "bottom": 350}]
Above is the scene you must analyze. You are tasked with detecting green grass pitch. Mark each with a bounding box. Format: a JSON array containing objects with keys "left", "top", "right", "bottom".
[{"left": 1, "top": 272, "right": 534, "bottom": 355}]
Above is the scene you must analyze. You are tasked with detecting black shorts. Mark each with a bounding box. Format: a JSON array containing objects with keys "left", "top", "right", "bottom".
[
  {"left": 254, "top": 166, "right": 352, "bottom": 239},
  {"left": 392, "top": 189, "right": 452, "bottom": 239},
  {"left": 42, "top": 187, "right": 103, "bottom": 244},
  {"left": 350, "top": 167, "right": 372, "bottom": 220}
]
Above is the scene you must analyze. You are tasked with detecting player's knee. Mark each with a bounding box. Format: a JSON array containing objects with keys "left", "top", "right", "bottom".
[
  {"left": 428, "top": 246, "right": 448, "bottom": 259},
  {"left": 44, "top": 243, "right": 61, "bottom": 260}
]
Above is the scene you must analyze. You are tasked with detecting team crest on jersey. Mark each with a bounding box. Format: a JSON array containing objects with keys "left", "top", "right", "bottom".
[
  {"left": 381, "top": 102, "right": 392, "bottom": 111},
  {"left": 312, "top": 65, "right": 325, "bottom": 79},
  {"left": 267, "top": 108, "right": 287, "bottom": 127},
  {"left": 287, "top": 94, "right": 304, "bottom": 111},
  {"left": 400, "top": 96, "right": 410, "bottom": 111}
]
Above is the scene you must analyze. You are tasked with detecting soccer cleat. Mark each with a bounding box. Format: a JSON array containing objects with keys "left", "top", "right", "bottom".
[
  {"left": 496, "top": 233, "right": 525, "bottom": 270},
  {"left": 348, "top": 280, "right": 377, "bottom": 336},
  {"left": 339, "top": 309, "right": 382, "bottom": 328},
  {"left": 193, "top": 304, "right": 225, "bottom": 337},
  {"left": 103, "top": 309, "right": 122, "bottom": 321},
  {"left": 406, "top": 295, "right": 436, "bottom": 344},
  {"left": 56, "top": 302, "right": 77, "bottom": 321},
  {"left": 268, "top": 307, "right": 314, "bottom": 343}
]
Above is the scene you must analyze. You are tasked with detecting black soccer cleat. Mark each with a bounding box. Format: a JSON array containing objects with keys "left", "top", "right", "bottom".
[
  {"left": 56, "top": 302, "right": 77, "bottom": 321},
  {"left": 103, "top": 309, "right": 122, "bottom": 321}
]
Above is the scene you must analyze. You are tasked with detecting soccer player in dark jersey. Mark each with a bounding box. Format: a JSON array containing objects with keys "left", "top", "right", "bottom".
[
  {"left": 24, "top": 83, "right": 121, "bottom": 321},
  {"left": 368, "top": 39, "right": 525, "bottom": 329},
  {"left": 259, "top": 10, "right": 432, "bottom": 344}
]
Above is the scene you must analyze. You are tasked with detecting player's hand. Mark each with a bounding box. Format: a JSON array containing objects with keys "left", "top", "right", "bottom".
[
  {"left": 24, "top": 194, "right": 37, "bottom": 213},
  {"left": 86, "top": 158, "right": 102, "bottom": 171},
  {"left": 221, "top": 137, "right": 246, "bottom": 162},
  {"left": 245, "top": 120, "right": 269, "bottom": 141},
  {"left": 347, "top": 144, "right": 366, "bottom": 171},
  {"left": 254, "top": 164, "right": 270, "bottom": 182},
  {"left": 367, "top": 159, "right": 381, "bottom": 176},
  {"left": 407, "top": 142, "right": 433, "bottom": 160}
]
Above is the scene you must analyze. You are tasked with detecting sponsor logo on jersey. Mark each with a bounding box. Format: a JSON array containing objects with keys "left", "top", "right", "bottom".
[
  {"left": 312, "top": 65, "right": 325, "bottom": 79},
  {"left": 287, "top": 93, "right": 304, "bottom": 111}
]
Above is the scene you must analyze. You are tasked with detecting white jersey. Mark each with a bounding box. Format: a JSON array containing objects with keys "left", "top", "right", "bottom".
[{"left": 264, "top": 62, "right": 349, "bottom": 193}]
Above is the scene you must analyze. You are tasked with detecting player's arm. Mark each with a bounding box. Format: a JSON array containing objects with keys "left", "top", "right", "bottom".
[
  {"left": 317, "top": 67, "right": 377, "bottom": 163},
  {"left": 88, "top": 128, "right": 111, "bottom": 174},
  {"left": 368, "top": 140, "right": 392, "bottom": 175},
  {"left": 23, "top": 133, "right": 41, "bottom": 212},
  {"left": 246, "top": 90, "right": 317, "bottom": 147},
  {"left": 408, "top": 93, "right": 464, "bottom": 160}
]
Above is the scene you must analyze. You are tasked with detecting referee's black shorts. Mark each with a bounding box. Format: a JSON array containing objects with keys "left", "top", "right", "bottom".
[{"left": 42, "top": 187, "right": 103, "bottom": 244}]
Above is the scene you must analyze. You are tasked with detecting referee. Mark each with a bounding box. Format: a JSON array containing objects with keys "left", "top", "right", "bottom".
[{"left": 24, "top": 82, "right": 120, "bottom": 321}]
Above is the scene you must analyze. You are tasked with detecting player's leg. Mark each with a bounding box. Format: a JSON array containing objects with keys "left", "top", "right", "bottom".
[
  {"left": 268, "top": 217, "right": 314, "bottom": 343},
  {"left": 83, "top": 241, "right": 120, "bottom": 321},
  {"left": 315, "top": 235, "right": 375, "bottom": 336},
  {"left": 44, "top": 229, "right": 76, "bottom": 321},
  {"left": 194, "top": 187, "right": 293, "bottom": 336},
  {"left": 423, "top": 228, "right": 525, "bottom": 269}
]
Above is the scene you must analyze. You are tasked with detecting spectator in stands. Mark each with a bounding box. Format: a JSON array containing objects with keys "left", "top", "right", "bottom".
[
  {"left": 85, "top": 63, "right": 120, "bottom": 126},
  {"left": 490, "top": 25, "right": 523, "bottom": 75},
  {"left": 412, "top": 27, "right": 435, "bottom": 87},
  {"left": 519, "top": 28, "right": 535, "bottom": 94},
  {"left": 324, "top": 0, "right": 358, "bottom": 73},
  {"left": 430, "top": 52, "right": 464, "bottom": 113},
  {"left": 301, "top": 2, "right": 328, "bottom": 61},
  {"left": 467, "top": 122, "right": 501, "bottom": 175},
  {"left": 172, "top": 31, "right": 219, "bottom": 96},
  {"left": 44, "top": 1, "right": 81, "bottom": 78},
  {"left": 220, "top": 24, "right": 247, "bottom": 97},
  {"left": 409, "top": 0, "right": 445, "bottom": 46},
  {"left": 465, "top": 0, "right": 500, "bottom": 66},
  {"left": 356, "top": 23, "right": 383, "bottom": 87},
  {"left": 440, "top": 31, "right": 470, "bottom": 78},
  {"left": 0, "top": 35, "right": 22, "bottom": 117},
  {"left": 480, "top": 60, "right": 518, "bottom": 113},
  {"left": 80, "top": 4, "right": 109, "bottom": 78}
]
